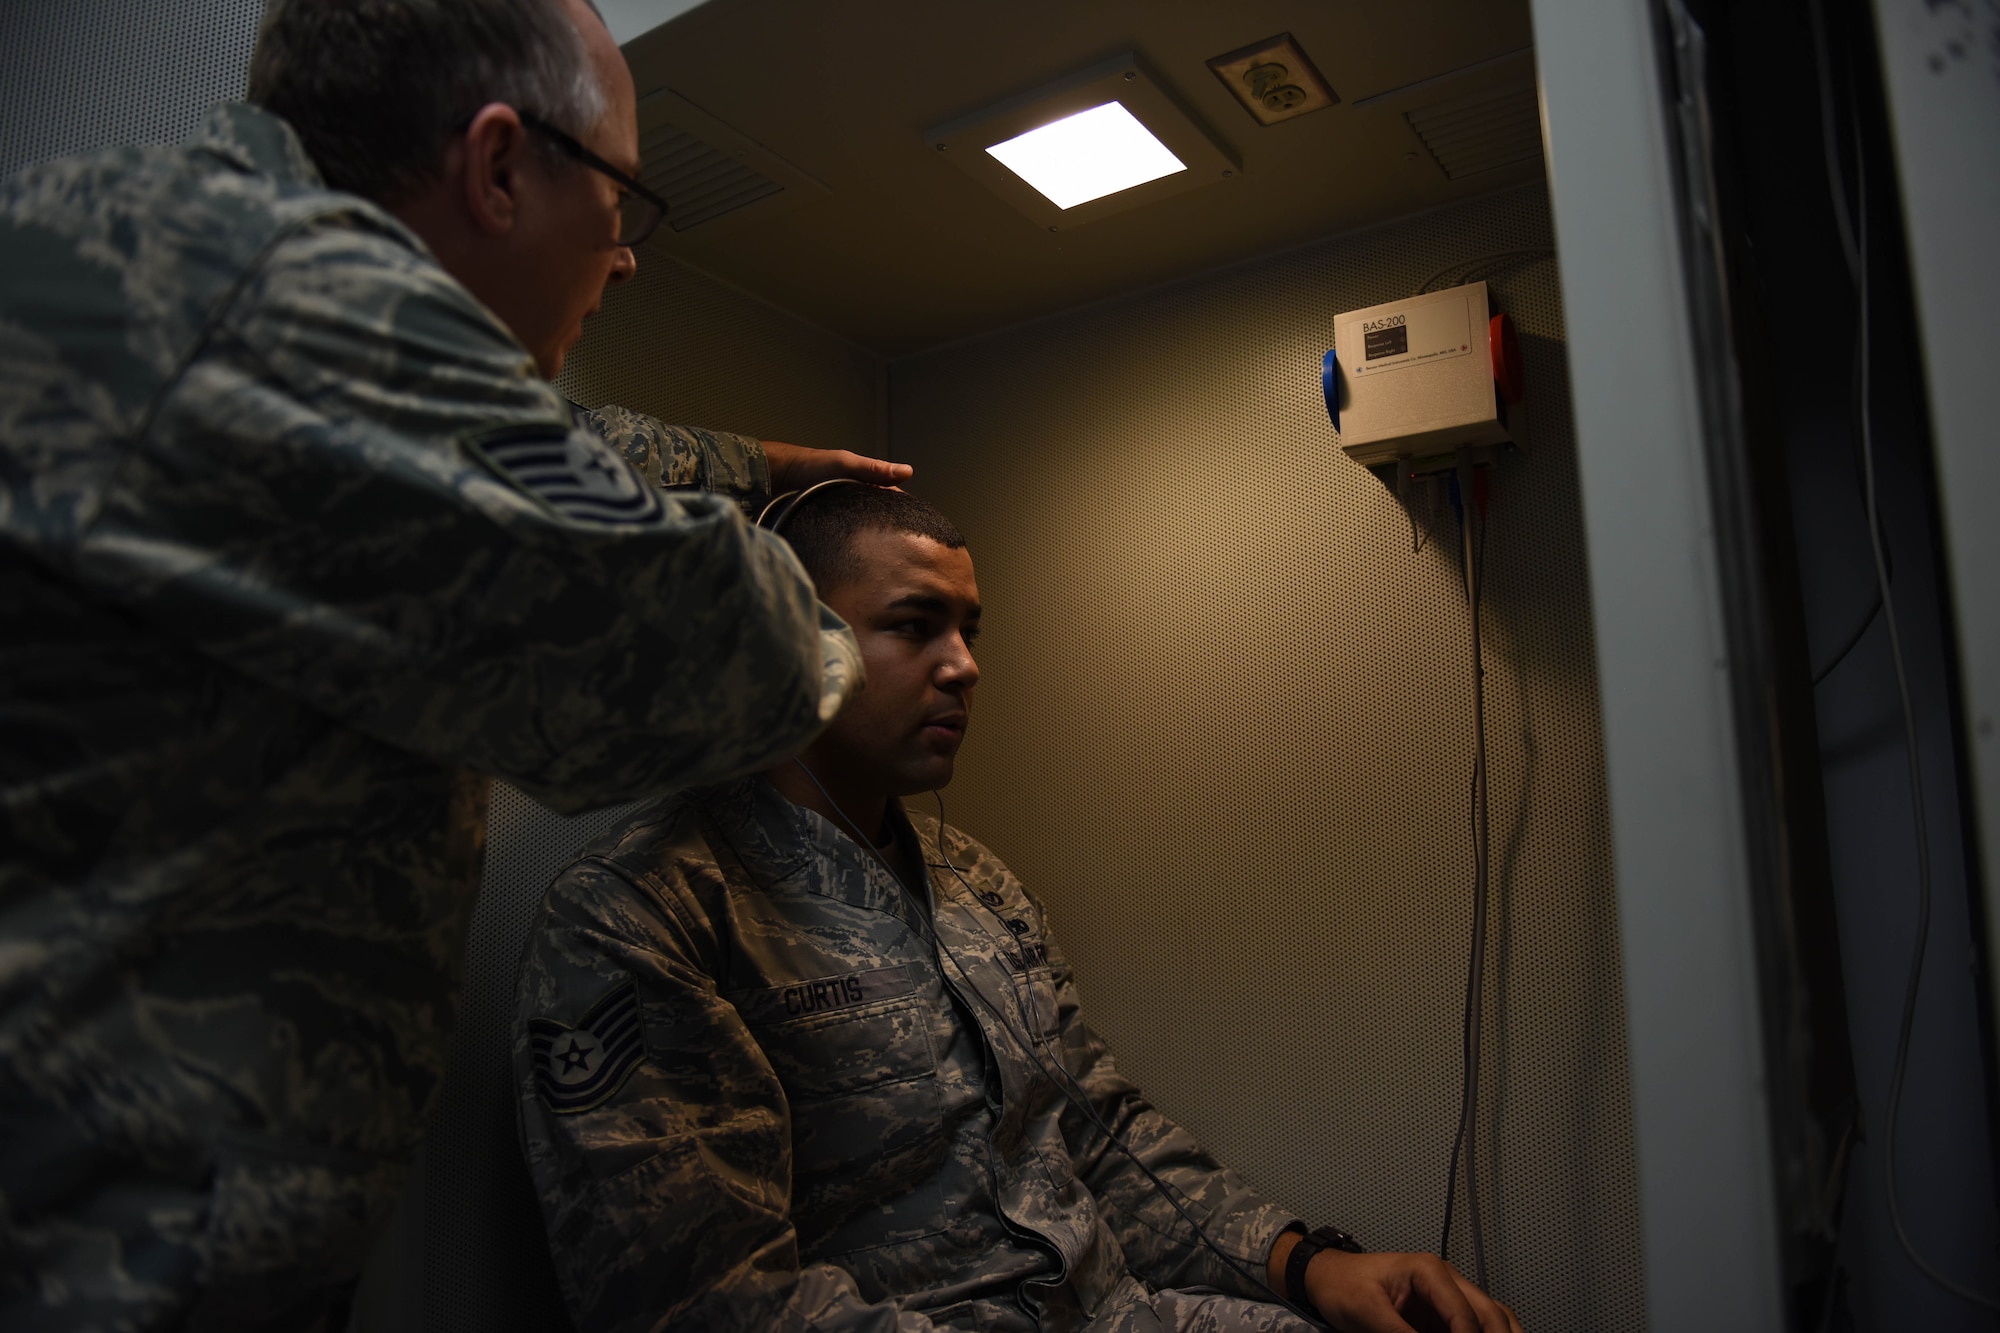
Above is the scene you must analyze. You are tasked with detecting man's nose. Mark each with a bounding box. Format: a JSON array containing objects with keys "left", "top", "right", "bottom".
[
  {"left": 939, "top": 637, "right": 980, "bottom": 690},
  {"left": 607, "top": 245, "right": 638, "bottom": 286}
]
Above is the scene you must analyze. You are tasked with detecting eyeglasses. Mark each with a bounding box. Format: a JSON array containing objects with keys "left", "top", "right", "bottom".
[{"left": 519, "top": 111, "right": 668, "bottom": 248}]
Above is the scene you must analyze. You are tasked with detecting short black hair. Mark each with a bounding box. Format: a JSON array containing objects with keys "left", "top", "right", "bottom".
[
  {"left": 248, "top": 0, "right": 605, "bottom": 205},
  {"left": 778, "top": 486, "right": 967, "bottom": 595}
]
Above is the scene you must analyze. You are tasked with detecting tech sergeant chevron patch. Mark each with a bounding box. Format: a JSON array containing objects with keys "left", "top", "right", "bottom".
[
  {"left": 466, "top": 420, "right": 667, "bottom": 526},
  {"left": 529, "top": 981, "right": 646, "bottom": 1115}
]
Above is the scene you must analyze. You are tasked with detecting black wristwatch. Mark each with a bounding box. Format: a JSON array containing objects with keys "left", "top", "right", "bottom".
[{"left": 1284, "top": 1224, "right": 1366, "bottom": 1310}]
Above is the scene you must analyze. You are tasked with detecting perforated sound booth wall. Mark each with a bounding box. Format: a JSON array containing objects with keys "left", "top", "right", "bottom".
[
  {"left": 889, "top": 182, "right": 1646, "bottom": 1332},
  {"left": 0, "top": 0, "right": 264, "bottom": 180}
]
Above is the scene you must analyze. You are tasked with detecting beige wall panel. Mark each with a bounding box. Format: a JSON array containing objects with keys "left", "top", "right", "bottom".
[
  {"left": 889, "top": 184, "right": 1644, "bottom": 1332},
  {"left": 558, "top": 249, "right": 884, "bottom": 456}
]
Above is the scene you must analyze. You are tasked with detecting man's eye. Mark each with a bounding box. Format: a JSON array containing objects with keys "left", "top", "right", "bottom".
[{"left": 962, "top": 627, "right": 981, "bottom": 647}]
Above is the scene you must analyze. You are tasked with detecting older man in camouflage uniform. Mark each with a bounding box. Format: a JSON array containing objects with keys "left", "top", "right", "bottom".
[
  {"left": 516, "top": 488, "right": 1525, "bottom": 1333},
  {"left": 0, "top": 0, "right": 911, "bottom": 1326}
]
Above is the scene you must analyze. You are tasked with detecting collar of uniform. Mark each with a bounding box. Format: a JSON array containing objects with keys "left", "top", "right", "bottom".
[
  {"left": 903, "top": 805, "right": 958, "bottom": 876},
  {"left": 695, "top": 778, "right": 932, "bottom": 928},
  {"left": 191, "top": 102, "right": 326, "bottom": 188}
]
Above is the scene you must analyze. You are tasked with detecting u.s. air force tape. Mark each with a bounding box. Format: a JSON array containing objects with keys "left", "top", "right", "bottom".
[
  {"left": 466, "top": 420, "right": 666, "bottom": 527},
  {"left": 529, "top": 982, "right": 645, "bottom": 1114}
]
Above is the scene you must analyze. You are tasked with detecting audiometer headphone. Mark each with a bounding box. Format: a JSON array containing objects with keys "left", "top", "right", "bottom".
[{"left": 756, "top": 478, "right": 868, "bottom": 534}]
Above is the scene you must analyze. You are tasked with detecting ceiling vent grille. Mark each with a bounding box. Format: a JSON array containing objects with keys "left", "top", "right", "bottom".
[
  {"left": 1406, "top": 84, "right": 1543, "bottom": 180},
  {"left": 639, "top": 121, "right": 785, "bottom": 232}
]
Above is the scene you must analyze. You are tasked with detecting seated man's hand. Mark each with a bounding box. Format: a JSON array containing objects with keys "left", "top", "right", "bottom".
[
  {"left": 1276, "top": 1237, "right": 1524, "bottom": 1333},
  {"left": 764, "top": 441, "right": 913, "bottom": 492}
]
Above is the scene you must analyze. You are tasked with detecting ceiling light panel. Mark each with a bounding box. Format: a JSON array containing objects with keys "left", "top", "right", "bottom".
[
  {"left": 927, "top": 52, "right": 1239, "bottom": 231},
  {"left": 985, "top": 102, "right": 1187, "bottom": 210}
]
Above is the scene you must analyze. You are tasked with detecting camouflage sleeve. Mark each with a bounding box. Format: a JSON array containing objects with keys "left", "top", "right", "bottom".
[
  {"left": 78, "top": 213, "right": 859, "bottom": 814},
  {"left": 1047, "top": 921, "right": 1301, "bottom": 1300},
  {"left": 577, "top": 402, "right": 772, "bottom": 517},
  {"left": 515, "top": 857, "right": 936, "bottom": 1333}
]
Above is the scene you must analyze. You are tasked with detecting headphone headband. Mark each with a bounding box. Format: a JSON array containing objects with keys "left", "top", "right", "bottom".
[{"left": 756, "top": 477, "right": 869, "bottom": 534}]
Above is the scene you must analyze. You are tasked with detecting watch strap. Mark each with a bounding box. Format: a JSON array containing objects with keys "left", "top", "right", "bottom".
[{"left": 1284, "top": 1224, "right": 1366, "bottom": 1310}]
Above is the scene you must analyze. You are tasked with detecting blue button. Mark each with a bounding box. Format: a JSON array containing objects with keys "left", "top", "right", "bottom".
[{"left": 1321, "top": 348, "right": 1339, "bottom": 432}]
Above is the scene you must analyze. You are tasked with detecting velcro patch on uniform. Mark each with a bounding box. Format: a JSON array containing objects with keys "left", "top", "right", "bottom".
[
  {"left": 466, "top": 421, "right": 665, "bottom": 527},
  {"left": 529, "top": 982, "right": 646, "bottom": 1115}
]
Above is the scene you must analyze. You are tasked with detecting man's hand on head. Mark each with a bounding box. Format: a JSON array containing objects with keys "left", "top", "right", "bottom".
[
  {"left": 1269, "top": 1233, "right": 1524, "bottom": 1333},
  {"left": 764, "top": 442, "right": 913, "bottom": 492}
]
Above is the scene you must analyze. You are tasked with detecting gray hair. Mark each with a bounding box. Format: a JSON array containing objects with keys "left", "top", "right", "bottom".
[{"left": 248, "top": 0, "right": 609, "bottom": 205}]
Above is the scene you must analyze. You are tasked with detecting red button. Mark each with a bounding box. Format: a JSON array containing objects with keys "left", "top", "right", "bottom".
[{"left": 1490, "top": 313, "right": 1524, "bottom": 404}]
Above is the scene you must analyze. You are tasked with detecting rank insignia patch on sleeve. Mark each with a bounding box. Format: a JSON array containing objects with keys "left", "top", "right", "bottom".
[
  {"left": 529, "top": 982, "right": 646, "bottom": 1114},
  {"left": 466, "top": 421, "right": 666, "bottom": 527}
]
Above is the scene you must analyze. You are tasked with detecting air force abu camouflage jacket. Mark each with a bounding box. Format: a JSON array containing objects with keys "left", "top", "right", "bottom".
[
  {"left": 0, "top": 103, "right": 859, "bottom": 1326},
  {"left": 516, "top": 778, "right": 1301, "bottom": 1332}
]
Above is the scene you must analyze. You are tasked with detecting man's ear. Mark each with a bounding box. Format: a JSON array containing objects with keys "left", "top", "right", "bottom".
[{"left": 457, "top": 102, "right": 531, "bottom": 237}]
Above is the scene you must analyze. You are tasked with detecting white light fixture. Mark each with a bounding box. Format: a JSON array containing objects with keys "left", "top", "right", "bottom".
[
  {"left": 926, "top": 53, "right": 1239, "bottom": 232},
  {"left": 984, "top": 101, "right": 1187, "bottom": 210}
]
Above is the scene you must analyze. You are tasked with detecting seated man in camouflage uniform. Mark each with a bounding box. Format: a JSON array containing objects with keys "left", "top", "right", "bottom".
[
  {"left": 515, "top": 487, "right": 1525, "bottom": 1333},
  {"left": 0, "top": 0, "right": 906, "bottom": 1326}
]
